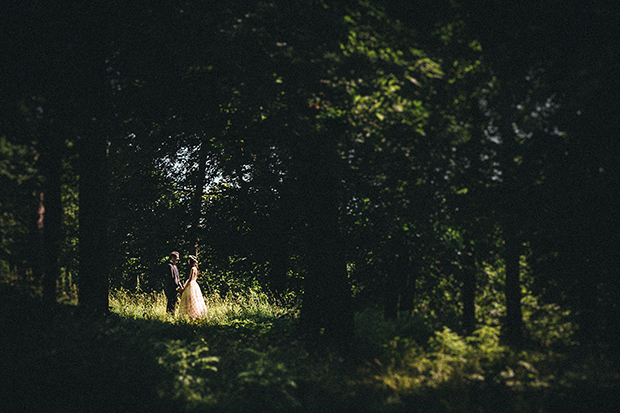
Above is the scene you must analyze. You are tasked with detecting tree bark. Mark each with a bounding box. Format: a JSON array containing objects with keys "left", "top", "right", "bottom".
[
  {"left": 496, "top": 100, "right": 525, "bottom": 345},
  {"left": 503, "top": 224, "right": 524, "bottom": 344},
  {"left": 384, "top": 231, "right": 409, "bottom": 319},
  {"left": 37, "top": 130, "right": 63, "bottom": 304},
  {"left": 266, "top": 191, "right": 294, "bottom": 299},
  {"left": 78, "top": 133, "right": 109, "bottom": 312},
  {"left": 301, "top": 188, "right": 353, "bottom": 352},
  {"left": 461, "top": 249, "right": 477, "bottom": 335},
  {"left": 383, "top": 270, "right": 400, "bottom": 320},
  {"left": 267, "top": 239, "right": 289, "bottom": 298},
  {"left": 399, "top": 269, "right": 417, "bottom": 316},
  {"left": 298, "top": 133, "right": 354, "bottom": 353},
  {"left": 188, "top": 139, "right": 210, "bottom": 257}
]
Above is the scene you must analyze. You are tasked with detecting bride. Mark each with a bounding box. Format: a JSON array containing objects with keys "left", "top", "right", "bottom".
[{"left": 178, "top": 255, "right": 207, "bottom": 319}]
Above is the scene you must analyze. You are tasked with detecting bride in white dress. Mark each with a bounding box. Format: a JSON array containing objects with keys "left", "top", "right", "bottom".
[{"left": 178, "top": 255, "right": 207, "bottom": 319}]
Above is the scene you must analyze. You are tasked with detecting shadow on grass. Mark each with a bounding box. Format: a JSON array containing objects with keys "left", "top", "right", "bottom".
[
  {"left": 3, "top": 283, "right": 620, "bottom": 413},
  {"left": 0, "top": 284, "right": 194, "bottom": 413}
]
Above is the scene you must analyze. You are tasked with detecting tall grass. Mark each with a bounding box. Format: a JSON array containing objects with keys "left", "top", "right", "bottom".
[
  {"left": 204, "top": 290, "right": 291, "bottom": 323},
  {"left": 109, "top": 288, "right": 168, "bottom": 319},
  {"left": 106, "top": 287, "right": 304, "bottom": 411},
  {"left": 109, "top": 288, "right": 291, "bottom": 325}
]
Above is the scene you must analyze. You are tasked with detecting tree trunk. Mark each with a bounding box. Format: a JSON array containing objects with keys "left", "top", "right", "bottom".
[
  {"left": 461, "top": 249, "right": 477, "bottom": 335},
  {"left": 496, "top": 100, "right": 525, "bottom": 344},
  {"left": 37, "top": 131, "right": 63, "bottom": 304},
  {"left": 383, "top": 270, "right": 400, "bottom": 320},
  {"left": 399, "top": 269, "right": 417, "bottom": 316},
  {"left": 298, "top": 133, "right": 353, "bottom": 353},
  {"left": 188, "top": 139, "right": 210, "bottom": 258},
  {"left": 503, "top": 224, "right": 524, "bottom": 344},
  {"left": 266, "top": 193, "right": 293, "bottom": 299},
  {"left": 384, "top": 232, "right": 409, "bottom": 319},
  {"left": 78, "top": 133, "right": 109, "bottom": 312},
  {"left": 268, "top": 243, "right": 289, "bottom": 298},
  {"left": 301, "top": 190, "right": 353, "bottom": 352}
]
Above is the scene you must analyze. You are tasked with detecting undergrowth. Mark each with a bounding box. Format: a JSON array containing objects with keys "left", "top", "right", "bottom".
[{"left": 2, "top": 275, "right": 619, "bottom": 412}]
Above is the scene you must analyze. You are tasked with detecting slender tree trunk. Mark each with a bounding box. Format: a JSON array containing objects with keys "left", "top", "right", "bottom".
[
  {"left": 496, "top": 100, "right": 525, "bottom": 344},
  {"left": 268, "top": 240, "right": 289, "bottom": 298},
  {"left": 188, "top": 139, "right": 210, "bottom": 257},
  {"left": 384, "top": 232, "right": 408, "bottom": 319},
  {"left": 462, "top": 249, "right": 477, "bottom": 335},
  {"left": 78, "top": 133, "right": 109, "bottom": 312},
  {"left": 37, "top": 131, "right": 63, "bottom": 304},
  {"left": 399, "top": 269, "right": 417, "bottom": 316},
  {"left": 267, "top": 192, "right": 294, "bottom": 299},
  {"left": 383, "top": 270, "right": 400, "bottom": 319},
  {"left": 42, "top": 160, "right": 62, "bottom": 303},
  {"left": 503, "top": 223, "right": 524, "bottom": 344},
  {"left": 574, "top": 243, "right": 598, "bottom": 345}
]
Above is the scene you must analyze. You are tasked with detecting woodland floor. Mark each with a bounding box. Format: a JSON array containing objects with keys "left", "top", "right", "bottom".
[{"left": 2, "top": 283, "right": 619, "bottom": 413}]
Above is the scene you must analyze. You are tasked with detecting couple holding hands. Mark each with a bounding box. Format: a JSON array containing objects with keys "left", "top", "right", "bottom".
[{"left": 164, "top": 251, "right": 207, "bottom": 319}]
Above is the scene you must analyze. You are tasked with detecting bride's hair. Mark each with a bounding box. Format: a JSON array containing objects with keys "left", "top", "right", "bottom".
[{"left": 189, "top": 255, "right": 199, "bottom": 268}]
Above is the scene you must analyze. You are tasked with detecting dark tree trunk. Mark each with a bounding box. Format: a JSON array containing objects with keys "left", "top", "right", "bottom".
[
  {"left": 503, "top": 224, "right": 524, "bottom": 344},
  {"left": 298, "top": 133, "right": 353, "bottom": 353},
  {"left": 78, "top": 133, "right": 109, "bottom": 312},
  {"left": 268, "top": 244, "right": 289, "bottom": 298},
  {"left": 399, "top": 241, "right": 418, "bottom": 316},
  {"left": 496, "top": 100, "right": 525, "bottom": 345},
  {"left": 383, "top": 271, "right": 400, "bottom": 320},
  {"left": 384, "top": 232, "right": 409, "bottom": 319},
  {"left": 461, "top": 249, "right": 477, "bottom": 335},
  {"left": 266, "top": 192, "right": 293, "bottom": 299},
  {"left": 573, "top": 241, "right": 598, "bottom": 345},
  {"left": 37, "top": 131, "right": 63, "bottom": 304},
  {"left": 399, "top": 269, "right": 417, "bottom": 316},
  {"left": 301, "top": 189, "right": 353, "bottom": 352}
]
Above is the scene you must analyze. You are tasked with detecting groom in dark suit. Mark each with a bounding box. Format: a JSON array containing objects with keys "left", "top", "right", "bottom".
[{"left": 164, "top": 251, "right": 183, "bottom": 314}]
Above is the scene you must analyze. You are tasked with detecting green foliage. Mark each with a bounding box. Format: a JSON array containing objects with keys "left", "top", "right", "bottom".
[
  {"left": 0, "top": 134, "right": 40, "bottom": 269},
  {"left": 3, "top": 282, "right": 619, "bottom": 413},
  {"left": 107, "top": 140, "right": 190, "bottom": 292},
  {"left": 477, "top": 258, "right": 577, "bottom": 347},
  {"left": 107, "top": 288, "right": 306, "bottom": 411},
  {"left": 56, "top": 267, "right": 78, "bottom": 304},
  {"left": 355, "top": 307, "right": 436, "bottom": 356},
  {"left": 234, "top": 348, "right": 300, "bottom": 411},
  {"left": 156, "top": 339, "right": 219, "bottom": 407}
]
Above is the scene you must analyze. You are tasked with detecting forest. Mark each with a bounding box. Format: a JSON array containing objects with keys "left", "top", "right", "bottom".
[{"left": 1, "top": 1, "right": 619, "bottom": 412}]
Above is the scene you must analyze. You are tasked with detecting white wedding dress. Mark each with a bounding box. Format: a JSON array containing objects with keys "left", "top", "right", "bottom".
[{"left": 178, "top": 266, "right": 207, "bottom": 319}]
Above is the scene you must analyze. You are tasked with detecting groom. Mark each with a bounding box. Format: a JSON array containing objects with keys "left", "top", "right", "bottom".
[{"left": 164, "top": 251, "right": 183, "bottom": 314}]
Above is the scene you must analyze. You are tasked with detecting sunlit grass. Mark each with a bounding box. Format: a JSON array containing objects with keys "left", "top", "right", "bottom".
[
  {"left": 202, "top": 290, "right": 289, "bottom": 324},
  {"left": 108, "top": 288, "right": 291, "bottom": 326},
  {"left": 109, "top": 288, "right": 168, "bottom": 319}
]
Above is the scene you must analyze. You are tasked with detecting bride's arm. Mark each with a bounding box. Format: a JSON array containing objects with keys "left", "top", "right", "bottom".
[{"left": 181, "top": 268, "right": 195, "bottom": 291}]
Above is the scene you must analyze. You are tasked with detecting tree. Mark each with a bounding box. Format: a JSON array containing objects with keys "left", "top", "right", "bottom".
[
  {"left": 441, "top": 0, "right": 620, "bottom": 345},
  {"left": 1, "top": 1, "right": 132, "bottom": 310}
]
